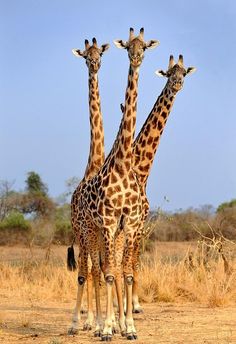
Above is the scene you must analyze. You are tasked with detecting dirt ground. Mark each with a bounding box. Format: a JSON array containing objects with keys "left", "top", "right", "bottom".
[
  {"left": 0, "top": 298, "right": 236, "bottom": 343},
  {"left": 0, "top": 245, "right": 236, "bottom": 344}
]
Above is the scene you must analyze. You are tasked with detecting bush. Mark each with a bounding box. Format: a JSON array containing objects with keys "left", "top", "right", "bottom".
[
  {"left": 145, "top": 208, "right": 212, "bottom": 244},
  {"left": 214, "top": 206, "right": 236, "bottom": 240},
  {"left": 0, "top": 211, "right": 30, "bottom": 231},
  {"left": 217, "top": 199, "right": 236, "bottom": 213},
  {"left": 53, "top": 204, "right": 72, "bottom": 244},
  {"left": 0, "top": 211, "right": 31, "bottom": 245}
]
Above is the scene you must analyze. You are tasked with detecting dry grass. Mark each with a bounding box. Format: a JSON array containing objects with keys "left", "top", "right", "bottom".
[
  {"left": 0, "top": 242, "right": 235, "bottom": 308},
  {"left": 138, "top": 247, "right": 236, "bottom": 307}
]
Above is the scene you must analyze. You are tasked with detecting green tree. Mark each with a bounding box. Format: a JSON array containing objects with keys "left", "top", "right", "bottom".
[
  {"left": 25, "top": 171, "right": 48, "bottom": 196},
  {"left": 217, "top": 199, "right": 236, "bottom": 213},
  {"left": 22, "top": 171, "right": 55, "bottom": 218}
]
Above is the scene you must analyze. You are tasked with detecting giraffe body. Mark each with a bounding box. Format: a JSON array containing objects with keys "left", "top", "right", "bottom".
[
  {"left": 68, "top": 38, "right": 109, "bottom": 335},
  {"left": 72, "top": 28, "right": 159, "bottom": 341},
  {"left": 119, "top": 55, "right": 196, "bottom": 312}
]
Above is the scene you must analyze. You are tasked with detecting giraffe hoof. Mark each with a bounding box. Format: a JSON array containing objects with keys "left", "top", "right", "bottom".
[
  {"left": 112, "top": 326, "right": 119, "bottom": 334},
  {"left": 133, "top": 308, "right": 143, "bottom": 314},
  {"left": 94, "top": 330, "right": 102, "bottom": 337},
  {"left": 101, "top": 334, "right": 112, "bottom": 341},
  {"left": 121, "top": 330, "right": 126, "bottom": 337},
  {"left": 127, "top": 333, "right": 137, "bottom": 340},
  {"left": 83, "top": 323, "right": 92, "bottom": 331},
  {"left": 68, "top": 327, "right": 78, "bottom": 336}
]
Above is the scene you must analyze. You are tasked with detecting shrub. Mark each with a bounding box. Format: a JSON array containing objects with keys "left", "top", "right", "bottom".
[
  {"left": 53, "top": 204, "right": 72, "bottom": 244},
  {"left": 214, "top": 206, "right": 236, "bottom": 240},
  {"left": 0, "top": 211, "right": 31, "bottom": 245},
  {"left": 0, "top": 211, "right": 30, "bottom": 231},
  {"left": 217, "top": 199, "right": 236, "bottom": 213}
]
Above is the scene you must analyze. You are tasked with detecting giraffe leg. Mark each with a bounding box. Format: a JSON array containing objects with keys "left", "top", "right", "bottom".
[
  {"left": 132, "top": 269, "right": 143, "bottom": 313},
  {"left": 102, "top": 275, "right": 114, "bottom": 341},
  {"left": 110, "top": 295, "right": 119, "bottom": 335},
  {"left": 112, "top": 285, "right": 118, "bottom": 309},
  {"left": 83, "top": 269, "right": 94, "bottom": 331},
  {"left": 101, "top": 229, "right": 116, "bottom": 341},
  {"left": 123, "top": 234, "right": 137, "bottom": 340},
  {"left": 132, "top": 240, "right": 143, "bottom": 313},
  {"left": 114, "top": 232, "right": 126, "bottom": 336},
  {"left": 91, "top": 258, "right": 103, "bottom": 337},
  {"left": 115, "top": 272, "right": 126, "bottom": 336},
  {"left": 68, "top": 249, "right": 88, "bottom": 335}
]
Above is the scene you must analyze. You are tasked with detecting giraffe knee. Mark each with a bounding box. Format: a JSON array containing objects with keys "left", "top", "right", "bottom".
[
  {"left": 125, "top": 275, "right": 133, "bottom": 285},
  {"left": 105, "top": 275, "right": 114, "bottom": 285},
  {"left": 78, "top": 276, "right": 86, "bottom": 285}
]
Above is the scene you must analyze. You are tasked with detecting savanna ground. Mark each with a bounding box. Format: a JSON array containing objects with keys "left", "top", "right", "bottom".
[{"left": 0, "top": 243, "right": 236, "bottom": 344}]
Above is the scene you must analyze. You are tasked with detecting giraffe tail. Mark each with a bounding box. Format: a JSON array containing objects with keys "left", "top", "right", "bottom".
[{"left": 67, "top": 237, "right": 77, "bottom": 271}]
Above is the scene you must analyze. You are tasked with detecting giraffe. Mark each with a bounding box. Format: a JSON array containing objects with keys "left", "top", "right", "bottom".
[
  {"left": 68, "top": 37, "right": 109, "bottom": 335},
  {"left": 70, "top": 28, "right": 159, "bottom": 341},
  {"left": 119, "top": 54, "right": 196, "bottom": 313}
]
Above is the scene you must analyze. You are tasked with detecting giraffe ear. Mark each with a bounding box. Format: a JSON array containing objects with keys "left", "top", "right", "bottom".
[
  {"left": 145, "top": 40, "right": 160, "bottom": 50},
  {"left": 72, "top": 49, "right": 85, "bottom": 58},
  {"left": 155, "top": 70, "right": 167, "bottom": 77},
  {"left": 101, "top": 44, "right": 110, "bottom": 53},
  {"left": 186, "top": 67, "right": 196, "bottom": 75},
  {"left": 113, "top": 39, "right": 127, "bottom": 49}
]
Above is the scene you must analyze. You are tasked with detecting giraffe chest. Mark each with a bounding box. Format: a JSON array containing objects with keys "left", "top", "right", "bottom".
[{"left": 80, "top": 169, "right": 142, "bottom": 226}]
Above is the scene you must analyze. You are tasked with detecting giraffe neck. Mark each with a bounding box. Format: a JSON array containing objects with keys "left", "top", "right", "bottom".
[
  {"left": 84, "top": 72, "right": 105, "bottom": 180},
  {"left": 132, "top": 83, "right": 177, "bottom": 186},
  {"left": 104, "top": 66, "right": 139, "bottom": 175}
]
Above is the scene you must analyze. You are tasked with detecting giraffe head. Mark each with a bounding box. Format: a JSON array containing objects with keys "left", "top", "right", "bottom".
[
  {"left": 72, "top": 38, "right": 109, "bottom": 73},
  {"left": 114, "top": 28, "right": 159, "bottom": 68},
  {"left": 155, "top": 55, "right": 196, "bottom": 92}
]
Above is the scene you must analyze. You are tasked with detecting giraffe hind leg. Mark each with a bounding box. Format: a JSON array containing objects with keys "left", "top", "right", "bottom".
[{"left": 68, "top": 249, "right": 88, "bottom": 335}]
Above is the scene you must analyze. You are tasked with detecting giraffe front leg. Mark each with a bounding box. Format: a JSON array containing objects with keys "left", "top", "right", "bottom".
[
  {"left": 90, "top": 253, "right": 104, "bottom": 337},
  {"left": 114, "top": 232, "right": 126, "bottom": 336},
  {"left": 123, "top": 237, "right": 137, "bottom": 340},
  {"left": 125, "top": 275, "right": 137, "bottom": 340},
  {"left": 132, "top": 240, "right": 143, "bottom": 314},
  {"left": 132, "top": 270, "right": 143, "bottom": 314},
  {"left": 110, "top": 295, "right": 119, "bottom": 335},
  {"left": 83, "top": 270, "right": 94, "bottom": 331},
  {"left": 68, "top": 249, "right": 88, "bottom": 335},
  {"left": 115, "top": 272, "right": 126, "bottom": 336},
  {"left": 102, "top": 275, "right": 115, "bottom": 341},
  {"left": 101, "top": 228, "right": 116, "bottom": 341}
]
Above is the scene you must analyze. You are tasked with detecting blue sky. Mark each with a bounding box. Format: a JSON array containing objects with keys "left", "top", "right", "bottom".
[{"left": 1, "top": 0, "right": 236, "bottom": 211}]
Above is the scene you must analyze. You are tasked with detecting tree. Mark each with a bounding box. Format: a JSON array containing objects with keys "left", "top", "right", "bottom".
[
  {"left": 217, "top": 199, "right": 236, "bottom": 213},
  {"left": 22, "top": 171, "right": 54, "bottom": 218},
  {"left": 0, "top": 180, "right": 16, "bottom": 220},
  {"left": 56, "top": 176, "right": 80, "bottom": 204},
  {"left": 25, "top": 171, "right": 48, "bottom": 196}
]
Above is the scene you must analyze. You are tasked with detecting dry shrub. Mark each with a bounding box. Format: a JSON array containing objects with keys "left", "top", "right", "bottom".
[
  {"left": 138, "top": 245, "right": 236, "bottom": 307},
  {"left": 0, "top": 259, "right": 77, "bottom": 304}
]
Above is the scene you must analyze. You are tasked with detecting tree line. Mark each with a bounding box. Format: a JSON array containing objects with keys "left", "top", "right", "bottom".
[{"left": 0, "top": 171, "right": 235, "bottom": 245}]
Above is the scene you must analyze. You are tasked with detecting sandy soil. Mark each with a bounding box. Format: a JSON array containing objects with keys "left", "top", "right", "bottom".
[{"left": 0, "top": 298, "right": 236, "bottom": 344}]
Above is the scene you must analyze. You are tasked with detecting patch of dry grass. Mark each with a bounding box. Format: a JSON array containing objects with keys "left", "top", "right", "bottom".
[
  {"left": 0, "top": 243, "right": 235, "bottom": 308},
  {"left": 138, "top": 246, "right": 236, "bottom": 307}
]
